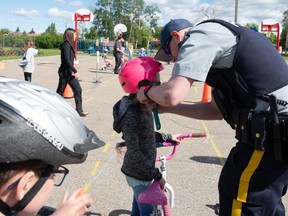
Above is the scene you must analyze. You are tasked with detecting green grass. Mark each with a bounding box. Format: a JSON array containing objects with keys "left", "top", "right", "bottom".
[
  {"left": 0, "top": 48, "right": 287, "bottom": 63},
  {"left": 0, "top": 49, "right": 60, "bottom": 61},
  {"left": 37, "top": 49, "right": 60, "bottom": 56}
]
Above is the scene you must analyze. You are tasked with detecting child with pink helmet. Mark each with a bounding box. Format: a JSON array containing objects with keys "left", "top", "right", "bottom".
[{"left": 113, "top": 56, "right": 181, "bottom": 215}]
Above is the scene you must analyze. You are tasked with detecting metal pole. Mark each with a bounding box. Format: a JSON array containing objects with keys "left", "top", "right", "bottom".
[
  {"left": 93, "top": 50, "right": 102, "bottom": 83},
  {"left": 74, "top": 13, "right": 78, "bottom": 55},
  {"left": 234, "top": 0, "right": 238, "bottom": 23}
]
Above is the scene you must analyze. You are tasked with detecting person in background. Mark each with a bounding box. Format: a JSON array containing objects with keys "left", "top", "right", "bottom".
[
  {"left": 113, "top": 56, "right": 181, "bottom": 216},
  {"left": 20, "top": 40, "right": 38, "bottom": 82},
  {"left": 56, "top": 28, "right": 88, "bottom": 117},
  {"left": 127, "top": 45, "right": 134, "bottom": 60},
  {"left": 102, "top": 48, "right": 113, "bottom": 70},
  {"left": 0, "top": 77, "right": 105, "bottom": 216},
  {"left": 137, "top": 47, "right": 146, "bottom": 57},
  {"left": 137, "top": 18, "right": 288, "bottom": 215},
  {"left": 121, "top": 47, "right": 129, "bottom": 65},
  {"left": 113, "top": 36, "right": 124, "bottom": 74}
]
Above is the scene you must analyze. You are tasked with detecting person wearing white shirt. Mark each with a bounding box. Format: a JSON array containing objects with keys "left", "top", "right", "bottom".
[{"left": 21, "top": 40, "right": 38, "bottom": 82}]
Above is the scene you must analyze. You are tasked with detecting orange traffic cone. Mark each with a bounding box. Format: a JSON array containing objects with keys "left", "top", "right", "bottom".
[
  {"left": 63, "top": 83, "right": 73, "bottom": 99},
  {"left": 201, "top": 83, "right": 211, "bottom": 102}
]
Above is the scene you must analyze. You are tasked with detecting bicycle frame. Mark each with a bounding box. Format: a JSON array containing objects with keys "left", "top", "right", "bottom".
[
  {"left": 138, "top": 133, "right": 206, "bottom": 216},
  {"left": 158, "top": 155, "right": 174, "bottom": 208}
]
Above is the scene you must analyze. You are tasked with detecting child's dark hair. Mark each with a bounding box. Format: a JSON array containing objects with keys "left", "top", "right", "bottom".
[{"left": 0, "top": 160, "right": 47, "bottom": 189}]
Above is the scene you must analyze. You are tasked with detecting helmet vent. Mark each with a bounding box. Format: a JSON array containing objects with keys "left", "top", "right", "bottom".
[{"left": 121, "top": 82, "right": 126, "bottom": 87}]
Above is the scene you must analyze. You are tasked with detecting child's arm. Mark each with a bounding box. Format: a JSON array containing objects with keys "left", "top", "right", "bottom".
[{"left": 155, "top": 132, "right": 181, "bottom": 144}]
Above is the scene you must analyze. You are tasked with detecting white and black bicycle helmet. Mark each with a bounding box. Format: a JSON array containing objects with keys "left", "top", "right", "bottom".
[{"left": 0, "top": 77, "right": 105, "bottom": 165}]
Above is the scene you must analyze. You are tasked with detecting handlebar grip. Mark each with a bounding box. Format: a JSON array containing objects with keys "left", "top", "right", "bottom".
[
  {"left": 178, "top": 133, "right": 206, "bottom": 139},
  {"left": 153, "top": 108, "right": 161, "bottom": 130}
]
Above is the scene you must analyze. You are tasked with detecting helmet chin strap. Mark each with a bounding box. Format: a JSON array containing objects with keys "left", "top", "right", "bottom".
[{"left": 0, "top": 165, "right": 53, "bottom": 215}]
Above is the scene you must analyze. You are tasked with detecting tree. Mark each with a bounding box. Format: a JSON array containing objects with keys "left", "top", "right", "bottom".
[
  {"left": 45, "top": 23, "right": 57, "bottom": 35},
  {"left": 29, "top": 28, "right": 35, "bottom": 34},
  {"left": 195, "top": 5, "right": 218, "bottom": 22},
  {"left": 92, "top": 0, "right": 159, "bottom": 48},
  {"left": 0, "top": 28, "right": 10, "bottom": 35},
  {"left": 92, "top": 0, "right": 118, "bottom": 39},
  {"left": 245, "top": 23, "right": 259, "bottom": 31},
  {"left": 280, "top": 10, "right": 288, "bottom": 53},
  {"left": 0, "top": 28, "right": 10, "bottom": 47},
  {"left": 15, "top": 27, "right": 20, "bottom": 33},
  {"left": 35, "top": 33, "right": 62, "bottom": 49}
]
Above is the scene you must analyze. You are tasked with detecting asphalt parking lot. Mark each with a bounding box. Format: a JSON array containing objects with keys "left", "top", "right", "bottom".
[{"left": 1, "top": 54, "right": 288, "bottom": 216}]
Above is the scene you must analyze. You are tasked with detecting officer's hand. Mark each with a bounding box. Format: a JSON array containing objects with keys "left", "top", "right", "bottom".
[{"left": 137, "top": 87, "right": 148, "bottom": 104}]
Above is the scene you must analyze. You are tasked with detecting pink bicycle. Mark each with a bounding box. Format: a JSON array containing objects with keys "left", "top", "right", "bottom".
[{"left": 138, "top": 133, "right": 206, "bottom": 216}]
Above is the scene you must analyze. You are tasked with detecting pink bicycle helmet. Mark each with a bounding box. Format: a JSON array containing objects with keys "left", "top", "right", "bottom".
[{"left": 118, "top": 56, "right": 164, "bottom": 93}]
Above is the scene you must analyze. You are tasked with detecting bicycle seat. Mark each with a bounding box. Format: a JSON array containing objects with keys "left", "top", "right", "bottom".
[{"left": 138, "top": 181, "right": 167, "bottom": 205}]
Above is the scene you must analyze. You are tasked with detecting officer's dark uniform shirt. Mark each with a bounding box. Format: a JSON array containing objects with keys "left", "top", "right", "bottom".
[{"left": 172, "top": 20, "right": 288, "bottom": 116}]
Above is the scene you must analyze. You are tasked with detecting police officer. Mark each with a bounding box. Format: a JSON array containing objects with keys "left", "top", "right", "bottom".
[{"left": 137, "top": 18, "right": 288, "bottom": 215}]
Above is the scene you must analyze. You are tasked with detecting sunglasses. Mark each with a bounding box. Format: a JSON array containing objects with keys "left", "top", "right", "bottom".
[{"left": 163, "top": 36, "right": 172, "bottom": 56}]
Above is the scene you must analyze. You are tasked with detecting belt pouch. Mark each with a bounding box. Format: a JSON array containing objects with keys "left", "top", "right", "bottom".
[
  {"left": 239, "top": 109, "right": 251, "bottom": 144},
  {"left": 251, "top": 115, "right": 266, "bottom": 150}
]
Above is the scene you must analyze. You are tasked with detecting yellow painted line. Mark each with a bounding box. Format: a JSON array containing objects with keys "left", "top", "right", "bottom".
[
  {"left": 193, "top": 84, "right": 198, "bottom": 94},
  {"left": 84, "top": 96, "right": 93, "bottom": 103},
  {"left": 82, "top": 160, "right": 101, "bottom": 193},
  {"left": 102, "top": 141, "right": 111, "bottom": 153},
  {"left": 82, "top": 131, "right": 118, "bottom": 193},
  {"left": 91, "top": 160, "right": 101, "bottom": 176},
  {"left": 82, "top": 182, "right": 91, "bottom": 193},
  {"left": 201, "top": 121, "right": 225, "bottom": 165},
  {"left": 111, "top": 131, "right": 117, "bottom": 136}
]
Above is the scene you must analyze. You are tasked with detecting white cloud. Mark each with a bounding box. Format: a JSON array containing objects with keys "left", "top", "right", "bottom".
[
  {"left": 150, "top": 0, "right": 288, "bottom": 26},
  {"left": 46, "top": 7, "right": 73, "bottom": 19},
  {"left": 54, "top": 0, "right": 66, "bottom": 3},
  {"left": 69, "top": 1, "right": 84, "bottom": 7},
  {"left": 11, "top": 8, "right": 39, "bottom": 19}
]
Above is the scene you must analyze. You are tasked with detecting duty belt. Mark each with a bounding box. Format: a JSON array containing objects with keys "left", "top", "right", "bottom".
[{"left": 232, "top": 95, "right": 288, "bottom": 160}]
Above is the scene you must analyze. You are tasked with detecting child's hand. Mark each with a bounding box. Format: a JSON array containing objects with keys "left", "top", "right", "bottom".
[
  {"left": 73, "top": 72, "right": 80, "bottom": 80},
  {"left": 52, "top": 187, "right": 92, "bottom": 216},
  {"left": 171, "top": 134, "right": 182, "bottom": 145},
  {"left": 158, "top": 177, "right": 166, "bottom": 190}
]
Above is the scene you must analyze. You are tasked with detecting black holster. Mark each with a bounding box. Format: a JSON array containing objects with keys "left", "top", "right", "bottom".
[{"left": 233, "top": 107, "right": 288, "bottom": 160}]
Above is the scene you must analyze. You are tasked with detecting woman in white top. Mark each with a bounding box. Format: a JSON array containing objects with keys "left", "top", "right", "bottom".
[{"left": 21, "top": 40, "right": 38, "bottom": 82}]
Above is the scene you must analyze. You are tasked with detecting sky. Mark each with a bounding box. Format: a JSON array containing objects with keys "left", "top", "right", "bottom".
[{"left": 0, "top": 0, "right": 287, "bottom": 34}]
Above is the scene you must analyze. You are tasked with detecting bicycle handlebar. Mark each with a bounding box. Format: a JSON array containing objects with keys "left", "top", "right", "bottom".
[{"left": 156, "top": 132, "right": 206, "bottom": 161}]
